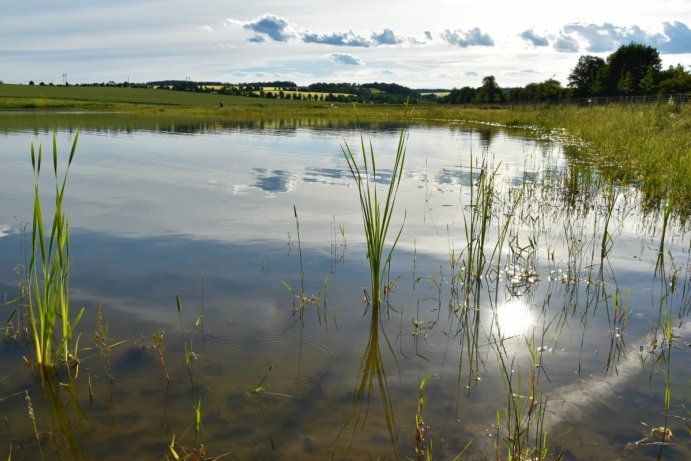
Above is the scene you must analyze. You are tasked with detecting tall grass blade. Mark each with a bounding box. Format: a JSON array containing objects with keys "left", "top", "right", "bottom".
[
  {"left": 343, "top": 130, "right": 407, "bottom": 307},
  {"left": 26, "top": 132, "right": 82, "bottom": 372}
]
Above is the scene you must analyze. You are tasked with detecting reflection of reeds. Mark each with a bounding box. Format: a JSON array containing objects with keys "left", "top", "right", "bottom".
[
  {"left": 27, "top": 133, "right": 84, "bottom": 373},
  {"left": 459, "top": 153, "right": 519, "bottom": 309},
  {"left": 30, "top": 372, "right": 89, "bottom": 460},
  {"left": 343, "top": 131, "right": 407, "bottom": 308},
  {"left": 493, "top": 336, "right": 559, "bottom": 461},
  {"left": 340, "top": 303, "right": 398, "bottom": 455}
]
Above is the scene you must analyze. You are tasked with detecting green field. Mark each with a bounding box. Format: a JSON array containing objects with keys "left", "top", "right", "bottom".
[{"left": 0, "top": 83, "right": 312, "bottom": 110}]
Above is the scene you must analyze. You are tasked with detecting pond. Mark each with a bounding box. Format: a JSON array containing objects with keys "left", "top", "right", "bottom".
[{"left": 0, "top": 113, "right": 689, "bottom": 460}]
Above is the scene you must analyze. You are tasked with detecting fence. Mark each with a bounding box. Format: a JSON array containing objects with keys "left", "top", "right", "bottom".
[{"left": 507, "top": 93, "right": 689, "bottom": 107}]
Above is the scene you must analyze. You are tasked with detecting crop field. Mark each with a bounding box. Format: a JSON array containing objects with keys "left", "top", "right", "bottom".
[{"left": 0, "top": 83, "right": 302, "bottom": 109}]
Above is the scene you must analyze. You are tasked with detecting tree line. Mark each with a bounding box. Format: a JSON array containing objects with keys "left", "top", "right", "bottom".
[
  {"left": 441, "top": 43, "right": 691, "bottom": 105},
  {"left": 143, "top": 80, "right": 423, "bottom": 104}
]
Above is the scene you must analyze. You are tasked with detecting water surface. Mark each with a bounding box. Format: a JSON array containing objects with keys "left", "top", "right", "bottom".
[{"left": 0, "top": 114, "right": 688, "bottom": 460}]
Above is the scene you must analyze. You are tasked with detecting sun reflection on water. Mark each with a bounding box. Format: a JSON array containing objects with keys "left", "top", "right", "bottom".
[{"left": 495, "top": 299, "right": 535, "bottom": 339}]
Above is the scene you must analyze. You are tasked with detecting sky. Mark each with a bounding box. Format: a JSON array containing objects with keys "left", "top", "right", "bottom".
[{"left": 1, "top": 0, "right": 690, "bottom": 89}]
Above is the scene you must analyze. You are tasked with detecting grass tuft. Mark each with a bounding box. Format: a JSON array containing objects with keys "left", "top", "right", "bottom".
[
  {"left": 343, "top": 130, "right": 407, "bottom": 307},
  {"left": 27, "top": 132, "right": 83, "bottom": 373}
]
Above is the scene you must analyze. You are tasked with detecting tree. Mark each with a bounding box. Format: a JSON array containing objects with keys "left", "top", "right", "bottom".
[
  {"left": 511, "top": 79, "right": 565, "bottom": 102},
  {"left": 568, "top": 55, "right": 606, "bottom": 97},
  {"left": 658, "top": 64, "right": 691, "bottom": 94},
  {"left": 638, "top": 65, "right": 656, "bottom": 94},
  {"left": 475, "top": 75, "right": 502, "bottom": 103},
  {"left": 442, "top": 86, "right": 476, "bottom": 104},
  {"left": 29, "top": 80, "right": 35, "bottom": 85},
  {"left": 617, "top": 70, "right": 634, "bottom": 96},
  {"left": 604, "top": 43, "right": 662, "bottom": 96}
]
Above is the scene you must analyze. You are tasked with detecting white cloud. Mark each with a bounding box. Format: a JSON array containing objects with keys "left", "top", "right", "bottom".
[
  {"left": 226, "top": 14, "right": 297, "bottom": 42},
  {"left": 520, "top": 29, "right": 549, "bottom": 47},
  {"left": 557, "top": 20, "right": 691, "bottom": 54},
  {"left": 658, "top": 21, "right": 691, "bottom": 53},
  {"left": 441, "top": 28, "right": 494, "bottom": 47},
  {"left": 553, "top": 33, "right": 579, "bottom": 53},
  {"left": 302, "top": 30, "right": 371, "bottom": 47},
  {"left": 329, "top": 53, "right": 364, "bottom": 65},
  {"left": 371, "top": 28, "right": 403, "bottom": 45}
]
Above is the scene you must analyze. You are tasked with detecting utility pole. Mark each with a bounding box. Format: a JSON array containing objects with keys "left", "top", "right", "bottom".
[{"left": 62, "top": 73, "right": 67, "bottom": 85}]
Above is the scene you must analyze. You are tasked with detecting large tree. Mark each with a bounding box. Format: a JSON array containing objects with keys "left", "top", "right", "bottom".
[
  {"left": 604, "top": 43, "right": 662, "bottom": 96},
  {"left": 475, "top": 75, "right": 502, "bottom": 103},
  {"left": 568, "top": 55, "right": 606, "bottom": 97}
]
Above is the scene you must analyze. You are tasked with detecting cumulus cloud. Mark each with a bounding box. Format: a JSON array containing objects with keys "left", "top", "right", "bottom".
[
  {"left": 566, "top": 21, "right": 691, "bottom": 54},
  {"left": 227, "top": 14, "right": 436, "bottom": 48},
  {"left": 329, "top": 53, "right": 364, "bottom": 65},
  {"left": 553, "top": 33, "right": 579, "bottom": 52},
  {"left": 226, "top": 14, "right": 297, "bottom": 42},
  {"left": 562, "top": 22, "right": 655, "bottom": 52},
  {"left": 658, "top": 21, "right": 691, "bottom": 53},
  {"left": 441, "top": 28, "right": 494, "bottom": 47},
  {"left": 303, "top": 27, "right": 421, "bottom": 47},
  {"left": 302, "top": 30, "right": 371, "bottom": 47},
  {"left": 371, "top": 28, "right": 403, "bottom": 45},
  {"left": 248, "top": 34, "right": 267, "bottom": 43},
  {"left": 519, "top": 29, "right": 549, "bottom": 47},
  {"left": 558, "top": 22, "right": 691, "bottom": 53}
]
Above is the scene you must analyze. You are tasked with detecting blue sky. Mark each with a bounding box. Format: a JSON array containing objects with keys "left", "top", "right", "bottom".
[{"left": 1, "top": 0, "right": 690, "bottom": 88}]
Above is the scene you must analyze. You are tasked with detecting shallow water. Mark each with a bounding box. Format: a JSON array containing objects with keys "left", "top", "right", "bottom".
[{"left": 0, "top": 114, "right": 689, "bottom": 460}]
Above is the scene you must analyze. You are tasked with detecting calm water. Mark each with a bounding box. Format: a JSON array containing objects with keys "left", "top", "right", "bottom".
[{"left": 0, "top": 114, "right": 689, "bottom": 460}]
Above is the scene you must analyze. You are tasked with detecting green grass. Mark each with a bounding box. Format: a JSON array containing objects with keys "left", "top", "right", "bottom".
[
  {"left": 0, "top": 83, "right": 286, "bottom": 108},
  {"left": 343, "top": 131, "right": 407, "bottom": 308},
  {"left": 426, "top": 104, "right": 691, "bottom": 220},
  {"left": 28, "top": 132, "right": 84, "bottom": 373}
]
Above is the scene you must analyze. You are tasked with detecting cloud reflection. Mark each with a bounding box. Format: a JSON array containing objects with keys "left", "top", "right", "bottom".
[{"left": 251, "top": 168, "right": 296, "bottom": 193}]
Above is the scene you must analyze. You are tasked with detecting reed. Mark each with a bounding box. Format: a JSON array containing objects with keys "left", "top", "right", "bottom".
[
  {"left": 24, "top": 390, "right": 43, "bottom": 461},
  {"left": 27, "top": 132, "right": 84, "bottom": 373},
  {"left": 153, "top": 330, "right": 172, "bottom": 382},
  {"left": 491, "top": 330, "right": 561, "bottom": 461},
  {"left": 343, "top": 130, "right": 407, "bottom": 307},
  {"left": 462, "top": 154, "right": 498, "bottom": 281}
]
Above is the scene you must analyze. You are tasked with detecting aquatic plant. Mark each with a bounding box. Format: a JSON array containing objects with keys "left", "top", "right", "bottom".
[
  {"left": 343, "top": 130, "right": 407, "bottom": 308},
  {"left": 24, "top": 390, "right": 43, "bottom": 461},
  {"left": 153, "top": 330, "right": 172, "bottom": 383},
  {"left": 27, "top": 132, "right": 84, "bottom": 373},
  {"left": 92, "top": 304, "right": 115, "bottom": 381}
]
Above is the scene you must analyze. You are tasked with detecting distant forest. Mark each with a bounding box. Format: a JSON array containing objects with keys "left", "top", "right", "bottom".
[{"left": 63, "top": 43, "right": 689, "bottom": 105}]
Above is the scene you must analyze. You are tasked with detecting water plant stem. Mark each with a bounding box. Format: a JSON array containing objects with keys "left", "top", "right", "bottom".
[
  {"left": 343, "top": 130, "right": 407, "bottom": 308},
  {"left": 27, "top": 132, "right": 84, "bottom": 373}
]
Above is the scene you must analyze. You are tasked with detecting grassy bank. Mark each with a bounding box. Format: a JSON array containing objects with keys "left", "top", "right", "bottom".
[
  {"left": 432, "top": 103, "right": 691, "bottom": 220},
  {"left": 2, "top": 83, "right": 689, "bottom": 219}
]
